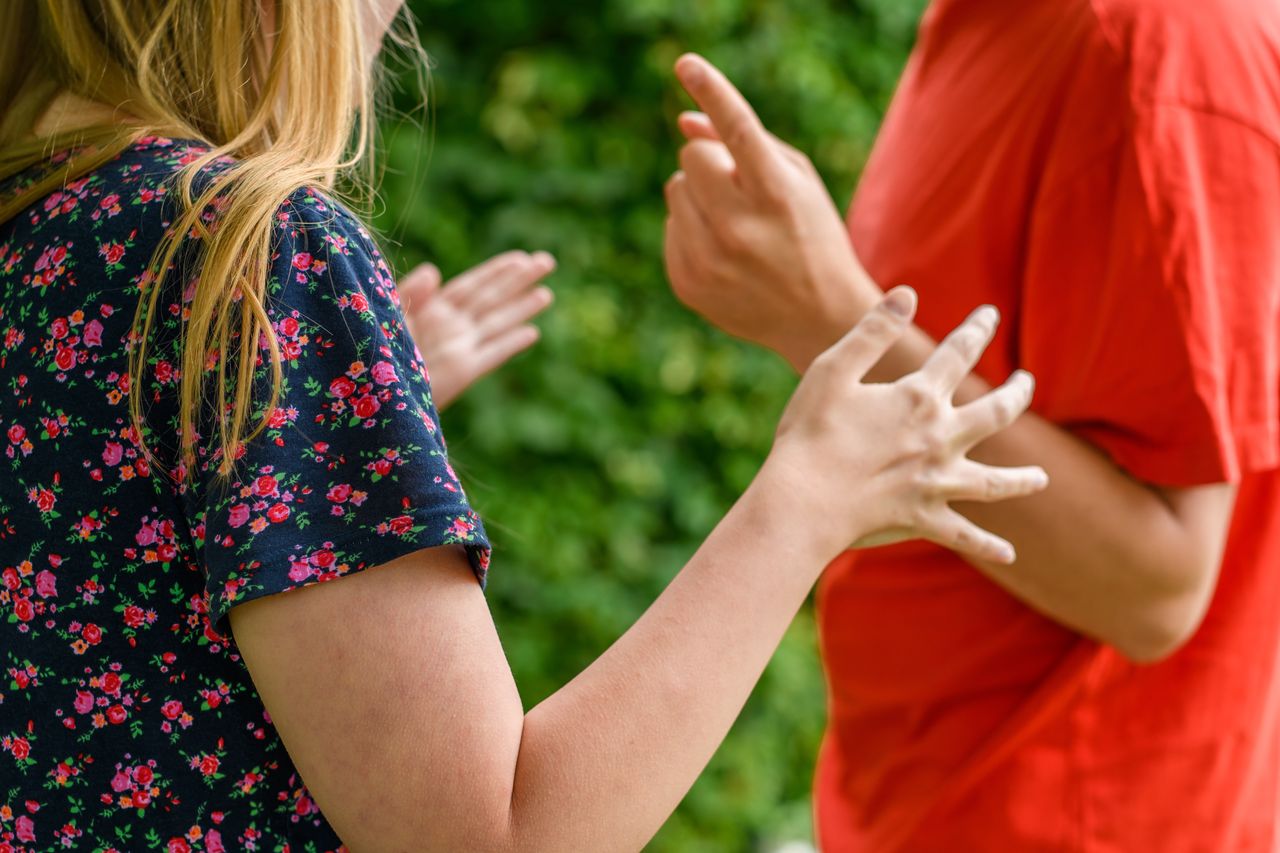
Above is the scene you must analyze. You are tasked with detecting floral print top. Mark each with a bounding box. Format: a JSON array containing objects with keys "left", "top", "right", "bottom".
[{"left": 0, "top": 137, "right": 490, "bottom": 852}]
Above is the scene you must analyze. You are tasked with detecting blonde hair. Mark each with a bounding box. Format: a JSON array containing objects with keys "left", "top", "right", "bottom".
[{"left": 0, "top": 0, "right": 418, "bottom": 478}]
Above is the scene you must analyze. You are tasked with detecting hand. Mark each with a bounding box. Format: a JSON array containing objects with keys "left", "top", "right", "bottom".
[
  {"left": 764, "top": 286, "right": 1046, "bottom": 564},
  {"left": 399, "top": 251, "right": 555, "bottom": 410},
  {"left": 664, "top": 53, "right": 881, "bottom": 371}
]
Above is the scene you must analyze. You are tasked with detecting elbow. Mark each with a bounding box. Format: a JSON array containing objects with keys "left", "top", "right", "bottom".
[{"left": 1111, "top": 579, "right": 1216, "bottom": 665}]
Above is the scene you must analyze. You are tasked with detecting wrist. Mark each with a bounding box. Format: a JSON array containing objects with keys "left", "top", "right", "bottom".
[
  {"left": 747, "top": 452, "right": 859, "bottom": 569},
  {"left": 779, "top": 266, "right": 882, "bottom": 373}
]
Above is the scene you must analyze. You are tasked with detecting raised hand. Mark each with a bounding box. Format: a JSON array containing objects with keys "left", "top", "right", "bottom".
[
  {"left": 399, "top": 250, "right": 555, "bottom": 410},
  {"left": 766, "top": 286, "right": 1046, "bottom": 563},
  {"left": 665, "top": 53, "right": 881, "bottom": 371}
]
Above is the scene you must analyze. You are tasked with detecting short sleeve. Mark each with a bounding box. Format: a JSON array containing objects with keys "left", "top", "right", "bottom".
[
  {"left": 1019, "top": 104, "right": 1280, "bottom": 486},
  {"left": 177, "top": 186, "right": 490, "bottom": 631}
]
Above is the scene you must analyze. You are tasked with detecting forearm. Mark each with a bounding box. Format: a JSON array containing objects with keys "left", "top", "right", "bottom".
[{"left": 505, "top": 465, "right": 834, "bottom": 852}]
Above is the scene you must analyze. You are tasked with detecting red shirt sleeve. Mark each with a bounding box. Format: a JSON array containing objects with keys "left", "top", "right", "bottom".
[{"left": 1019, "top": 103, "right": 1280, "bottom": 486}]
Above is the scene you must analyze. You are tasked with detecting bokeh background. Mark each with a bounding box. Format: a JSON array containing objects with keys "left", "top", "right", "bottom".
[{"left": 372, "top": 1, "right": 927, "bottom": 849}]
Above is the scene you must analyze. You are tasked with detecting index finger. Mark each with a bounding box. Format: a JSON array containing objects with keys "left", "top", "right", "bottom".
[{"left": 674, "top": 53, "right": 781, "bottom": 183}]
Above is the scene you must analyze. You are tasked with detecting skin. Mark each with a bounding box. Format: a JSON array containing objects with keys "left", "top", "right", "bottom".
[
  {"left": 27, "top": 10, "right": 1046, "bottom": 849},
  {"left": 233, "top": 289, "right": 1050, "bottom": 851},
  {"left": 307, "top": 0, "right": 561, "bottom": 408},
  {"left": 30, "top": 6, "right": 1052, "bottom": 847},
  {"left": 663, "top": 53, "right": 1237, "bottom": 663},
  {"left": 400, "top": 251, "right": 555, "bottom": 410}
]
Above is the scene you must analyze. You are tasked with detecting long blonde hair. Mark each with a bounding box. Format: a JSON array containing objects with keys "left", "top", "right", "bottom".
[{"left": 0, "top": 0, "right": 413, "bottom": 478}]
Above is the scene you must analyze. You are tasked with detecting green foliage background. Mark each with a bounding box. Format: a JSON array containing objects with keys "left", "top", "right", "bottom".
[{"left": 372, "top": 1, "right": 925, "bottom": 849}]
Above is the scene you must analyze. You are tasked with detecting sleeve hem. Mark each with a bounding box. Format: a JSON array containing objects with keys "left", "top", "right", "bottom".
[
  {"left": 1091, "top": 419, "right": 1280, "bottom": 488},
  {"left": 204, "top": 505, "right": 491, "bottom": 635}
]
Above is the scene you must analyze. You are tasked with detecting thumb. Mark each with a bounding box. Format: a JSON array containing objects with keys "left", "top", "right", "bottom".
[{"left": 819, "top": 286, "right": 917, "bottom": 380}]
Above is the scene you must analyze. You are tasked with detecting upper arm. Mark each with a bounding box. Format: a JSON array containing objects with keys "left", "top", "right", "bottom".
[
  {"left": 1021, "top": 106, "right": 1280, "bottom": 488},
  {"left": 174, "top": 187, "right": 491, "bottom": 632},
  {"left": 230, "top": 545, "right": 525, "bottom": 852},
  {"left": 170, "top": 190, "right": 517, "bottom": 847}
]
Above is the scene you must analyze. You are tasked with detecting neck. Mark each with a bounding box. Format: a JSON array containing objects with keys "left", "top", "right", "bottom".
[{"left": 31, "top": 91, "right": 135, "bottom": 138}]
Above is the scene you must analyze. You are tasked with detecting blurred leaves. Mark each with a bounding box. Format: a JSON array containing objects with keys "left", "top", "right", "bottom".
[{"left": 371, "top": 0, "right": 924, "bottom": 848}]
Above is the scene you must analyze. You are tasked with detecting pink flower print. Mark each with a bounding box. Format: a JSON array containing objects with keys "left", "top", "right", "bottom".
[
  {"left": 288, "top": 560, "right": 313, "bottom": 583},
  {"left": 83, "top": 319, "right": 103, "bottom": 347},
  {"left": 73, "top": 690, "right": 93, "bottom": 714},
  {"left": 371, "top": 360, "right": 398, "bottom": 386},
  {"left": 135, "top": 522, "right": 158, "bottom": 547},
  {"left": 102, "top": 442, "right": 123, "bottom": 466},
  {"left": 34, "top": 570, "right": 57, "bottom": 599}
]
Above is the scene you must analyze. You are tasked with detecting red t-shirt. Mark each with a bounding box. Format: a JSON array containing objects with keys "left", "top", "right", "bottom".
[{"left": 815, "top": 0, "right": 1280, "bottom": 849}]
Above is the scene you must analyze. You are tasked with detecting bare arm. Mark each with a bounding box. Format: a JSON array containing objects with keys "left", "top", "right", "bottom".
[
  {"left": 862, "top": 319, "right": 1235, "bottom": 662},
  {"left": 232, "top": 292, "right": 1047, "bottom": 851},
  {"left": 664, "top": 53, "right": 1235, "bottom": 662},
  {"left": 233, "top": 479, "right": 834, "bottom": 852}
]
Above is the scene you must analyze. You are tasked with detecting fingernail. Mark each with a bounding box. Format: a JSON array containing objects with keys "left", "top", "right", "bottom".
[
  {"left": 1034, "top": 469, "right": 1049, "bottom": 488},
  {"left": 533, "top": 251, "right": 556, "bottom": 269},
  {"left": 996, "top": 542, "right": 1016, "bottom": 564},
  {"left": 883, "top": 286, "right": 914, "bottom": 317}
]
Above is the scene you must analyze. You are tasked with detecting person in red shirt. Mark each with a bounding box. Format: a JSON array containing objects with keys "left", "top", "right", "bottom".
[{"left": 663, "top": 0, "right": 1280, "bottom": 848}]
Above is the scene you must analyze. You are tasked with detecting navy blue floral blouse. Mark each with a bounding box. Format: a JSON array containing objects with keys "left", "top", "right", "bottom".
[{"left": 0, "top": 137, "right": 490, "bottom": 852}]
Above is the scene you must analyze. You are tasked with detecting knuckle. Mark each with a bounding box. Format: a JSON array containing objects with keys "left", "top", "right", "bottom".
[
  {"left": 907, "top": 384, "right": 943, "bottom": 421},
  {"left": 724, "top": 120, "right": 751, "bottom": 151},
  {"left": 858, "top": 314, "right": 891, "bottom": 339},
  {"left": 921, "top": 427, "right": 949, "bottom": 458},
  {"left": 912, "top": 468, "right": 940, "bottom": 496},
  {"left": 992, "top": 394, "right": 1016, "bottom": 424},
  {"left": 952, "top": 526, "right": 974, "bottom": 550},
  {"left": 719, "top": 221, "right": 751, "bottom": 251},
  {"left": 952, "top": 329, "right": 982, "bottom": 355},
  {"left": 985, "top": 472, "right": 1008, "bottom": 499},
  {"left": 678, "top": 141, "right": 703, "bottom": 170},
  {"left": 756, "top": 172, "right": 789, "bottom": 202}
]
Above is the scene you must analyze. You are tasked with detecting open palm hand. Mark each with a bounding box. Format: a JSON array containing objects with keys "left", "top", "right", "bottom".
[{"left": 399, "top": 250, "right": 555, "bottom": 410}]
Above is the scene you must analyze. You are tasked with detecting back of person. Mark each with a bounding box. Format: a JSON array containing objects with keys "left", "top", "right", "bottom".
[
  {"left": 0, "top": 136, "right": 487, "bottom": 850},
  {"left": 815, "top": 0, "right": 1280, "bottom": 848}
]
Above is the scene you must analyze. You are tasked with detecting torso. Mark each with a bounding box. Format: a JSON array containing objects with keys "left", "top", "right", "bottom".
[{"left": 816, "top": 0, "right": 1280, "bottom": 848}]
